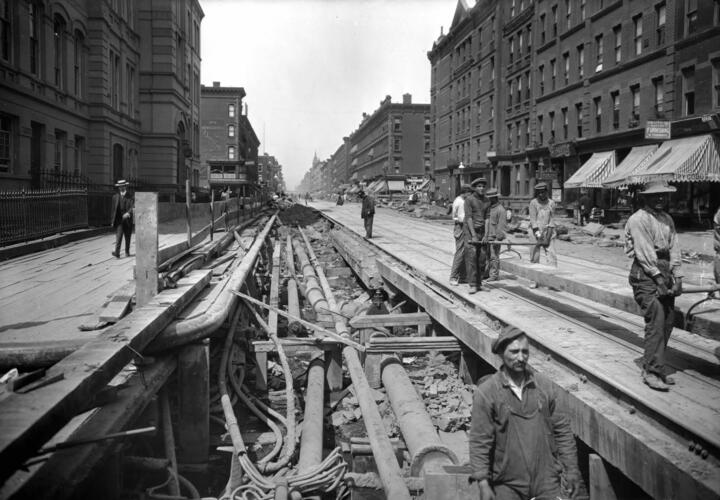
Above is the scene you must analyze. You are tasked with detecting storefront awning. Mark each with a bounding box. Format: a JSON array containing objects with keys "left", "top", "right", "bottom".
[
  {"left": 417, "top": 178, "right": 431, "bottom": 191},
  {"left": 347, "top": 184, "right": 360, "bottom": 194},
  {"left": 603, "top": 144, "right": 659, "bottom": 188},
  {"left": 619, "top": 134, "right": 720, "bottom": 185},
  {"left": 386, "top": 180, "right": 406, "bottom": 192},
  {"left": 366, "top": 179, "right": 385, "bottom": 194},
  {"left": 564, "top": 151, "right": 616, "bottom": 188}
]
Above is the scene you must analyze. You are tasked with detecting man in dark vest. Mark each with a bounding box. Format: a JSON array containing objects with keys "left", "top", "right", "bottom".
[{"left": 110, "top": 179, "right": 134, "bottom": 258}]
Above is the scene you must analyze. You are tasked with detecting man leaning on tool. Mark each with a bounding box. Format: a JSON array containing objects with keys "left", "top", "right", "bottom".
[
  {"left": 450, "top": 183, "right": 473, "bottom": 286},
  {"left": 529, "top": 182, "right": 557, "bottom": 267},
  {"left": 110, "top": 179, "right": 134, "bottom": 258},
  {"left": 624, "top": 180, "right": 682, "bottom": 391},
  {"left": 469, "top": 326, "right": 581, "bottom": 500},
  {"left": 358, "top": 189, "right": 375, "bottom": 239},
  {"left": 464, "top": 177, "right": 490, "bottom": 293},
  {"left": 485, "top": 188, "right": 507, "bottom": 282}
]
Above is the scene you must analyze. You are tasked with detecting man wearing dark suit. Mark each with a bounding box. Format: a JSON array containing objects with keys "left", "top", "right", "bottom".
[
  {"left": 110, "top": 179, "right": 134, "bottom": 258},
  {"left": 358, "top": 190, "right": 375, "bottom": 239}
]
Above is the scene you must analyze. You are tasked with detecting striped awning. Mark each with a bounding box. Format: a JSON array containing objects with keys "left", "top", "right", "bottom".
[
  {"left": 417, "top": 178, "right": 431, "bottom": 191},
  {"left": 603, "top": 144, "right": 659, "bottom": 188},
  {"left": 564, "top": 151, "right": 616, "bottom": 188},
  {"left": 618, "top": 134, "right": 720, "bottom": 185},
  {"left": 366, "top": 179, "right": 385, "bottom": 194}
]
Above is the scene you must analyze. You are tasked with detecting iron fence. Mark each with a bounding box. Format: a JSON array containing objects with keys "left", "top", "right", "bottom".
[{"left": 0, "top": 189, "right": 89, "bottom": 246}]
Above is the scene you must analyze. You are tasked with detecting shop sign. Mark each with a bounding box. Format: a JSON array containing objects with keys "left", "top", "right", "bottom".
[
  {"left": 549, "top": 142, "right": 575, "bottom": 158},
  {"left": 645, "top": 120, "right": 671, "bottom": 140},
  {"left": 536, "top": 164, "right": 558, "bottom": 181}
]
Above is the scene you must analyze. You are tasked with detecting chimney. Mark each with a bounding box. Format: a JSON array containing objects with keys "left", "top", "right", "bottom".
[
  {"left": 403, "top": 93, "right": 412, "bottom": 104},
  {"left": 213, "top": 81, "right": 220, "bottom": 87}
]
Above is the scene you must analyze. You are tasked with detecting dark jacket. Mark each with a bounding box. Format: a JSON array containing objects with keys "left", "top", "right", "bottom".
[
  {"left": 464, "top": 193, "right": 490, "bottom": 238},
  {"left": 361, "top": 195, "right": 375, "bottom": 219},
  {"left": 111, "top": 191, "right": 134, "bottom": 227}
]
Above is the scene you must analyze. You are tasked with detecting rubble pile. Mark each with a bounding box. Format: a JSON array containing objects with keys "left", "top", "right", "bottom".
[{"left": 330, "top": 385, "right": 400, "bottom": 438}]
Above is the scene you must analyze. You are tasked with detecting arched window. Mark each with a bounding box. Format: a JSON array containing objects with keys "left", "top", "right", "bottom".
[
  {"left": 53, "top": 15, "right": 67, "bottom": 89},
  {"left": 28, "top": 2, "right": 41, "bottom": 75},
  {"left": 74, "top": 30, "right": 85, "bottom": 97},
  {"left": 113, "top": 143, "right": 124, "bottom": 181}
]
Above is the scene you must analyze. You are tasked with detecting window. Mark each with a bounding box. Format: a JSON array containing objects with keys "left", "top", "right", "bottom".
[
  {"left": 29, "top": 3, "right": 40, "bottom": 74},
  {"left": 489, "top": 95, "right": 494, "bottom": 119},
  {"left": 490, "top": 57, "right": 495, "bottom": 80},
  {"left": 0, "top": 0, "right": 11, "bottom": 61},
  {"left": 551, "top": 58, "right": 557, "bottom": 90},
  {"left": 562, "top": 107, "right": 568, "bottom": 139},
  {"left": 686, "top": 0, "right": 698, "bottom": 35},
  {"left": 519, "top": 31, "right": 524, "bottom": 55},
  {"left": 0, "top": 114, "right": 13, "bottom": 173},
  {"left": 577, "top": 45, "right": 584, "bottom": 78},
  {"left": 74, "top": 31, "right": 85, "bottom": 97},
  {"left": 507, "top": 124, "right": 512, "bottom": 149},
  {"left": 228, "top": 146, "right": 235, "bottom": 160},
  {"left": 228, "top": 104, "right": 235, "bottom": 118},
  {"left": 540, "top": 13, "right": 546, "bottom": 44},
  {"left": 425, "top": 138, "right": 430, "bottom": 152},
  {"left": 594, "top": 96, "right": 602, "bottom": 132},
  {"left": 716, "top": 0, "right": 720, "bottom": 25},
  {"left": 634, "top": 15, "right": 643, "bottom": 55},
  {"left": 126, "top": 63, "right": 135, "bottom": 115},
  {"left": 509, "top": 36, "right": 514, "bottom": 63},
  {"left": 683, "top": 66, "right": 695, "bottom": 115},
  {"left": 511, "top": 0, "right": 515, "bottom": 17},
  {"left": 508, "top": 81, "right": 514, "bottom": 107},
  {"left": 613, "top": 25, "right": 622, "bottom": 63},
  {"left": 53, "top": 15, "right": 66, "bottom": 90},
  {"left": 563, "top": 52, "right": 569, "bottom": 84},
  {"left": 595, "top": 34, "right": 604, "bottom": 72},
  {"left": 393, "top": 117, "right": 401, "bottom": 132},
  {"left": 394, "top": 138, "right": 401, "bottom": 152},
  {"left": 527, "top": 25, "right": 532, "bottom": 52},
  {"left": 517, "top": 76, "right": 522, "bottom": 102},
  {"left": 565, "top": 0, "right": 572, "bottom": 30},
  {"left": 109, "top": 50, "right": 120, "bottom": 109},
  {"left": 549, "top": 111, "right": 556, "bottom": 140},
  {"left": 653, "top": 77, "right": 664, "bottom": 114},
  {"left": 576, "top": 103, "right": 583, "bottom": 137},
  {"left": 552, "top": 4, "right": 558, "bottom": 37},
  {"left": 525, "top": 71, "right": 531, "bottom": 100},
  {"left": 631, "top": 85, "right": 640, "bottom": 121},
  {"left": 538, "top": 115, "right": 544, "bottom": 143},
  {"left": 424, "top": 118, "right": 431, "bottom": 133},
  {"left": 714, "top": 59, "right": 720, "bottom": 108},
  {"left": 228, "top": 124, "right": 235, "bottom": 137},
  {"left": 74, "top": 135, "right": 85, "bottom": 175},
  {"left": 656, "top": 3, "right": 666, "bottom": 45},
  {"left": 611, "top": 91, "right": 620, "bottom": 129},
  {"left": 539, "top": 65, "right": 545, "bottom": 95},
  {"left": 516, "top": 121, "right": 521, "bottom": 148},
  {"left": 581, "top": 0, "right": 586, "bottom": 20},
  {"left": 524, "top": 118, "right": 530, "bottom": 146},
  {"left": 54, "top": 130, "right": 66, "bottom": 171}
]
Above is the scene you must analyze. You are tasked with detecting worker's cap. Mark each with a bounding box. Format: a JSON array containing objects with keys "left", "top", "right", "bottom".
[
  {"left": 460, "top": 183, "right": 473, "bottom": 192},
  {"left": 639, "top": 180, "right": 676, "bottom": 194},
  {"left": 358, "top": 190, "right": 366, "bottom": 196},
  {"left": 486, "top": 188, "right": 499, "bottom": 198},
  {"left": 470, "top": 177, "right": 488, "bottom": 187},
  {"left": 492, "top": 325, "right": 526, "bottom": 354},
  {"left": 533, "top": 182, "right": 548, "bottom": 192},
  {"left": 372, "top": 288, "right": 388, "bottom": 300},
  {"left": 115, "top": 179, "right": 129, "bottom": 187}
]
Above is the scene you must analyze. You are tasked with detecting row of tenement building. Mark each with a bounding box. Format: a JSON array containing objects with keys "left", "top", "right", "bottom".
[
  {"left": 300, "top": 0, "right": 720, "bottom": 224},
  {"left": 0, "top": 0, "right": 284, "bottom": 198}
]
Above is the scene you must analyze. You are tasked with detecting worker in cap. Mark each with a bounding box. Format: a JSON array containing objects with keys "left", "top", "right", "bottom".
[
  {"left": 464, "top": 176, "right": 491, "bottom": 293},
  {"left": 470, "top": 325, "right": 580, "bottom": 499},
  {"left": 528, "top": 181, "right": 557, "bottom": 267},
  {"left": 624, "top": 180, "right": 681, "bottom": 391},
  {"left": 484, "top": 188, "right": 507, "bottom": 281},
  {"left": 449, "top": 183, "right": 474, "bottom": 286}
]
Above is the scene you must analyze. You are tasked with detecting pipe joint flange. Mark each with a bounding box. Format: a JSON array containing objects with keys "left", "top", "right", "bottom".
[{"left": 409, "top": 444, "right": 459, "bottom": 477}]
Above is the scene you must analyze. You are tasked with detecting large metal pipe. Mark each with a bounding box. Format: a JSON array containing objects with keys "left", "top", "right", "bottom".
[
  {"left": 291, "top": 238, "right": 329, "bottom": 314},
  {"left": 381, "top": 357, "right": 458, "bottom": 476},
  {"left": 297, "top": 229, "right": 411, "bottom": 500},
  {"left": 285, "top": 235, "right": 301, "bottom": 322},
  {"left": 297, "top": 358, "right": 325, "bottom": 473}
]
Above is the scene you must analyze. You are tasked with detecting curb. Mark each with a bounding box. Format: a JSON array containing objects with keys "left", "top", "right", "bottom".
[{"left": 0, "top": 227, "right": 113, "bottom": 261}]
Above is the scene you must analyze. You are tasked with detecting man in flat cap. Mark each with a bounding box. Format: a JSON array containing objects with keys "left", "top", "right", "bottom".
[
  {"left": 528, "top": 182, "right": 557, "bottom": 266},
  {"left": 469, "top": 325, "right": 580, "bottom": 500},
  {"left": 484, "top": 188, "right": 507, "bottom": 281},
  {"left": 110, "top": 179, "right": 134, "bottom": 258},
  {"left": 464, "top": 177, "right": 491, "bottom": 293},
  {"left": 450, "top": 183, "right": 474, "bottom": 286},
  {"left": 624, "top": 180, "right": 682, "bottom": 391}
]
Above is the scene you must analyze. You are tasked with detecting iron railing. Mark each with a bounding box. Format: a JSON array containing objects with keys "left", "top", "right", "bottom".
[{"left": 0, "top": 189, "right": 89, "bottom": 246}]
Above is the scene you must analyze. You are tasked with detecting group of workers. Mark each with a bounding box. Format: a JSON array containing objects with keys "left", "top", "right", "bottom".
[{"left": 450, "top": 176, "right": 557, "bottom": 292}]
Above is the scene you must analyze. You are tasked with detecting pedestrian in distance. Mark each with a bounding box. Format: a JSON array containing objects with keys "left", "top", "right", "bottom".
[
  {"left": 358, "top": 190, "right": 375, "bottom": 239},
  {"left": 484, "top": 188, "right": 507, "bottom": 281},
  {"left": 624, "top": 180, "right": 682, "bottom": 391},
  {"left": 449, "top": 183, "right": 473, "bottom": 286},
  {"left": 578, "top": 190, "right": 591, "bottom": 226},
  {"left": 528, "top": 182, "right": 557, "bottom": 267},
  {"left": 469, "top": 325, "right": 581, "bottom": 500},
  {"left": 464, "top": 177, "right": 491, "bottom": 293},
  {"left": 110, "top": 180, "right": 134, "bottom": 258}
]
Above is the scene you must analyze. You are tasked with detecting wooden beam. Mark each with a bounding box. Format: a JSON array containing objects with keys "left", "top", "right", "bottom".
[
  {"left": 349, "top": 312, "right": 432, "bottom": 329},
  {"left": 364, "top": 336, "right": 461, "bottom": 353},
  {"left": 589, "top": 454, "right": 619, "bottom": 500},
  {"left": 251, "top": 338, "right": 337, "bottom": 354},
  {"left": 1, "top": 357, "right": 176, "bottom": 500},
  {"left": 135, "top": 192, "right": 159, "bottom": 308},
  {"left": 177, "top": 342, "right": 209, "bottom": 463},
  {"left": 0, "top": 271, "right": 211, "bottom": 482}
]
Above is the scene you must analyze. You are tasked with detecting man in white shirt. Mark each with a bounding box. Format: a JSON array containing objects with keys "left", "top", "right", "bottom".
[{"left": 449, "top": 184, "right": 473, "bottom": 286}]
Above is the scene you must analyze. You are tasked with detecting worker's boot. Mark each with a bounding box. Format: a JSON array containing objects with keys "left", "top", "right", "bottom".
[{"left": 643, "top": 371, "right": 669, "bottom": 391}]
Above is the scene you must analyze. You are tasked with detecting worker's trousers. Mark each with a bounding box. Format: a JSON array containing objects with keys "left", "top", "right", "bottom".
[
  {"left": 629, "top": 259, "right": 675, "bottom": 377},
  {"left": 464, "top": 226, "right": 487, "bottom": 288},
  {"left": 487, "top": 243, "right": 501, "bottom": 279},
  {"left": 450, "top": 222, "right": 466, "bottom": 281},
  {"left": 363, "top": 215, "right": 374, "bottom": 238},
  {"left": 114, "top": 221, "right": 132, "bottom": 255},
  {"left": 529, "top": 227, "right": 557, "bottom": 267}
]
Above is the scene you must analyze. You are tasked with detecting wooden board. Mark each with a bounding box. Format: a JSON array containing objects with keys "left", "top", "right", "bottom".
[
  {"left": 0, "top": 270, "right": 211, "bottom": 482},
  {"left": 349, "top": 312, "right": 432, "bottom": 328},
  {"left": 135, "top": 193, "right": 159, "bottom": 308},
  {"left": 98, "top": 283, "right": 136, "bottom": 323}
]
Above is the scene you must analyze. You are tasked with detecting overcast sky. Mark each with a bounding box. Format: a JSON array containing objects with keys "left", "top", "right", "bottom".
[{"left": 201, "top": 0, "right": 459, "bottom": 190}]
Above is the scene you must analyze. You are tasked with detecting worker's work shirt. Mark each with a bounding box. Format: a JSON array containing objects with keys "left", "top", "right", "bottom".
[
  {"left": 469, "top": 367, "right": 578, "bottom": 494},
  {"left": 464, "top": 194, "right": 490, "bottom": 233},
  {"left": 452, "top": 195, "right": 466, "bottom": 223},
  {"left": 486, "top": 202, "right": 507, "bottom": 240},
  {"left": 624, "top": 208, "right": 682, "bottom": 278},
  {"left": 528, "top": 198, "right": 556, "bottom": 230}
]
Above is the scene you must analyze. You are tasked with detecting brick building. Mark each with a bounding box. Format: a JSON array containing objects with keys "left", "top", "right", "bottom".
[
  {"left": 257, "top": 153, "right": 285, "bottom": 194},
  {"left": 200, "top": 82, "right": 260, "bottom": 197},
  {"left": 0, "top": 0, "right": 203, "bottom": 192},
  {"left": 429, "top": 0, "right": 720, "bottom": 219}
]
